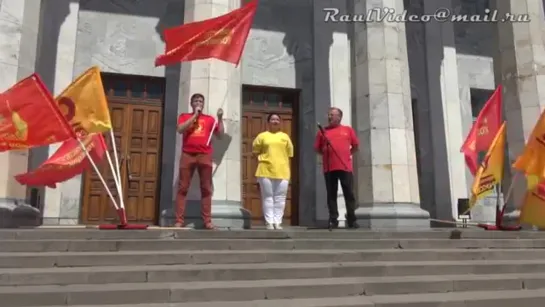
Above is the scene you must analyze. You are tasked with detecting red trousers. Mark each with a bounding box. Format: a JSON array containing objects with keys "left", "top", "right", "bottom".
[{"left": 175, "top": 152, "right": 213, "bottom": 224}]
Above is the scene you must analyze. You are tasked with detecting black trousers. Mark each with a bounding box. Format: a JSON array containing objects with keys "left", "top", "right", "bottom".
[{"left": 324, "top": 170, "right": 357, "bottom": 222}]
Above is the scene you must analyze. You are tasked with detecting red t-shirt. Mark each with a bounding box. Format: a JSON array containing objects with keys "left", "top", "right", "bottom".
[
  {"left": 178, "top": 113, "right": 219, "bottom": 154},
  {"left": 314, "top": 125, "right": 359, "bottom": 172}
]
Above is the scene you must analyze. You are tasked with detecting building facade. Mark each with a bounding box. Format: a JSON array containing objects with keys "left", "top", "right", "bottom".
[{"left": 0, "top": 0, "right": 542, "bottom": 228}]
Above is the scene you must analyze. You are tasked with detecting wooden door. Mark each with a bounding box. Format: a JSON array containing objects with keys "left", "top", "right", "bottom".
[
  {"left": 241, "top": 87, "right": 299, "bottom": 226},
  {"left": 81, "top": 75, "right": 164, "bottom": 225}
]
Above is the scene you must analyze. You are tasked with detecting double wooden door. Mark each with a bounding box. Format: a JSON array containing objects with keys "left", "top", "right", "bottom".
[{"left": 81, "top": 101, "right": 163, "bottom": 225}]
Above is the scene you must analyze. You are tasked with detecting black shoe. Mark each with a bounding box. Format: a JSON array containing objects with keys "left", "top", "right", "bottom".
[
  {"left": 346, "top": 220, "right": 359, "bottom": 229},
  {"left": 346, "top": 214, "right": 359, "bottom": 229},
  {"left": 328, "top": 220, "right": 339, "bottom": 230}
]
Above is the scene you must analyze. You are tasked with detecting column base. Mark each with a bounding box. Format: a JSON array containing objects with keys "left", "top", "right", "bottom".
[
  {"left": 0, "top": 198, "right": 41, "bottom": 228},
  {"left": 160, "top": 200, "right": 251, "bottom": 229},
  {"left": 355, "top": 202, "right": 430, "bottom": 229}
]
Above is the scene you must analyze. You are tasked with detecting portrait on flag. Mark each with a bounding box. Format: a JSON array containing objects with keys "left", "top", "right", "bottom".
[
  {"left": 0, "top": 74, "right": 75, "bottom": 152},
  {"left": 56, "top": 66, "right": 112, "bottom": 136}
]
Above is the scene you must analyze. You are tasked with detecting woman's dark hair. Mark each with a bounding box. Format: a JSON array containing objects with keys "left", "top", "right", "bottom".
[{"left": 267, "top": 113, "right": 281, "bottom": 122}]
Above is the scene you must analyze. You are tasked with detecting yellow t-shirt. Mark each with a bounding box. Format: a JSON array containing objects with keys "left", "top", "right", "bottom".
[{"left": 253, "top": 131, "right": 294, "bottom": 180}]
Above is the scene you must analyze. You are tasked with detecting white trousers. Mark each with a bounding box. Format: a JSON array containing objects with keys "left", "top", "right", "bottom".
[{"left": 257, "top": 177, "right": 289, "bottom": 224}]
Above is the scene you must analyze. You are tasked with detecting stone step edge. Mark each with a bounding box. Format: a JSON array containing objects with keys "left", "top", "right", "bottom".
[
  {"left": 34, "top": 288, "right": 545, "bottom": 307},
  {"left": 1, "top": 272, "right": 545, "bottom": 293},
  {"left": 0, "top": 236, "right": 545, "bottom": 244},
  {"left": 3, "top": 248, "right": 545, "bottom": 257},
  {"left": 3, "top": 259, "right": 545, "bottom": 274}
]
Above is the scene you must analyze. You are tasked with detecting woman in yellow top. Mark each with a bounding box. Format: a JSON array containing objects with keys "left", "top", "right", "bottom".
[{"left": 252, "top": 113, "right": 294, "bottom": 230}]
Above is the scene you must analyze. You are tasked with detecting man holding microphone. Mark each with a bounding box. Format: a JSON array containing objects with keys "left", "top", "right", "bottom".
[
  {"left": 314, "top": 107, "right": 359, "bottom": 229},
  {"left": 174, "top": 93, "right": 224, "bottom": 229}
]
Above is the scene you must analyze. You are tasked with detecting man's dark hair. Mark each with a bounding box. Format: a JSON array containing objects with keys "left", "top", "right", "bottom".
[
  {"left": 267, "top": 113, "right": 281, "bottom": 122},
  {"left": 191, "top": 93, "right": 205, "bottom": 101},
  {"left": 330, "top": 107, "right": 343, "bottom": 118}
]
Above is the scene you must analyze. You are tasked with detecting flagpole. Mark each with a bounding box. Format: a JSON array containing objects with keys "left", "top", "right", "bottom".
[
  {"left": 501, "top": 171, "right": 520, "bottom": 210},
  {"left": 205, "top": 64, "right": 235, "bottom": 146},
  {"left": 77, "top": 139, "right": 119, "bottom": 210},
  {"left": 106, "top": 129, "right": 124, "bottom": 209}
]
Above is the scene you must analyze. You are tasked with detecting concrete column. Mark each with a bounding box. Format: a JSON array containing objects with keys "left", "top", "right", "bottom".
[
  {"left": 351, "top": 0, "right": 429, "bottom": 228},
  {"left": 491, "top": 0, "right": 545, "bottom": 218},
  {"left": 36, "top": 0, "right": 80, "bottom": 225},
  {"left": 313, "top": 0, "right": 352, "bottom": 226},
  {"left": 174, "top": 0, "right": 247, "bottom": 228},
  {"left": 406, "top": 0, "right": 468, "bottom": 223},
  {"left": 0, "top": 0, "right": 42, "bottom": 207}
]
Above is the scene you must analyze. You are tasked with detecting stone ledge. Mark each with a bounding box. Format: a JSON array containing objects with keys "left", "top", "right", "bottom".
[
  {"left": 355, "top": 202, "right": 430, "bottom": 229},
  {"left": 160, "top": 200, "right": 251, "bottom": 229},
  {"left": 0, "top": 198, "right": 41, "bottom": 228}
]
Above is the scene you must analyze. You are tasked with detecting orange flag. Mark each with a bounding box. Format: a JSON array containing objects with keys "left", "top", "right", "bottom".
[
  {"left": 155, "top": 0, "right": 257, "bottom": 66},
  {"left": 461, "top": 85, "right": 503, "bottom": 175},
  {"left": 57, "top": 67, "right": 112, "bottom": 134},
  {"left": 519, "top": 182, "right": 545, "bottom": 228},
  {"left": 512, "top": 109, "right": 545, "bottom": 190},
  {"left": 15, "top": 133, "right": 107, "bottom": 188},
  {"left": 469, "top": 122, "right": 506, "bottom": 208},
  {"left": 0, "top": 74, "right": 75, "bottom": 151}
]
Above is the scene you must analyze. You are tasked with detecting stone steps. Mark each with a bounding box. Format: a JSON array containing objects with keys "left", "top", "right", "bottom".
[
  {"left": 4, "top": 259, "right": 545, "bottom": 286},
  {"left": 2, "top": 238, "right": 545, "bottom": 252},
  {"left": 3, "top": 248, "right": 545, "bottom": 268},
  {"left": 14, "top": 289, "right": 545, "bottom": 307},
  {"left": 3, "top": 229, "right": 545, "bottom": 240},
  {"left": 1, "top": 229, "right": 545, "bottom": 306},
  {"left": 1, "top": 273, "right": 545, "bottom": 306}
]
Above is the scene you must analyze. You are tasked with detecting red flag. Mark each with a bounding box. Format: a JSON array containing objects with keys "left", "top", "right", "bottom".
[
  {"left": 15, "top": 134, "right": 107, "bottom": 188},
  {"left": 461, "top": 85, "right": 503, "bottom": 175},
  {"left": 0, "top": 74, "right": 75, "bottom": 151},
  {"left": 155, "top": 0, "right": 257, "bottom": 66}
]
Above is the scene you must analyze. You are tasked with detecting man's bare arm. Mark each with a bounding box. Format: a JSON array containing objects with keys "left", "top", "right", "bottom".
[{"left": 177, "top": 113, "right": 198, "bottom": 134}]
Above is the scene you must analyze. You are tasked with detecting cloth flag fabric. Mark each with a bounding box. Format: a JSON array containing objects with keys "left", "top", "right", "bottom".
[
  {"left": 469, "top": 122, "right": 506, "bottom": 208},
  {"left": 155, "top": 0, "right": 257, "bottom": 66},
  {"left": 0, "top": 74, "right": 75, "bottom": 152},
  {"left": 15, "top": 133, "right": 107, "bottom": 188},
  {"left": 461, "top": 85, "right": 503, "bottom": 175},
  {"left": 519, "top": 182, "right": 545, "bottom": 228},
  {"left": 512, "top": 109, "right": 545, "bottom": 190},
  {"left": 57, "top": 66, "right": 112, "bottom": 135}
]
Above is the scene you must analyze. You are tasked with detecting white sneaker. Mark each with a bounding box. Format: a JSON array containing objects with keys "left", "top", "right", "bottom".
[
  {"left": 274, "top": 224, "right": 283, "bottom": 230},
  {"left": 266, "top": 223, "right": 275, "bottom": 230}
]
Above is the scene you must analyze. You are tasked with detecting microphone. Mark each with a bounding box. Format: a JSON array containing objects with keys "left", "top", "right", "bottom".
[{"left": 317, "top": 122, "right": 325, "bottom": 134}]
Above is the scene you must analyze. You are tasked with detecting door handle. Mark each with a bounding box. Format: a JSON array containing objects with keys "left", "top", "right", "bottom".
[{"left": 126, "top": 155, "right": 133, "bottom": 180}]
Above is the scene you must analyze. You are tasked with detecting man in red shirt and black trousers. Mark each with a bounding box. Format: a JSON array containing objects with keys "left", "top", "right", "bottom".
[
  {"left": 175, "top": 93, "right": 224, "bottom": 229},
  {"left": 314, "top": 107, "right": 359, "bottom": 229}
]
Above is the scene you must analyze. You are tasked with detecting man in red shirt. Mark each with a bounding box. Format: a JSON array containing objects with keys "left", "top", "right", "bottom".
[
  {"left": 176, "top": 93, "right": 224, "bottom": 229},
  {"left": 314, "top": 107, "right": 359, "bottom": 229}
]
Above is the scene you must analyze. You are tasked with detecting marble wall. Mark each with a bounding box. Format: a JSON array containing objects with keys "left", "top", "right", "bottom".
[
  {"left": 312, "top": 0, "right": 352, "bottom": 225},
  {"left": 38, "top": 0, "right": 184, "bottom": 224},
  {"left": 36, "top": 0, "right": 81, "bottom": 225},
  {"left": 0, "top": 0, "right": 41, "bottom": 206}
]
